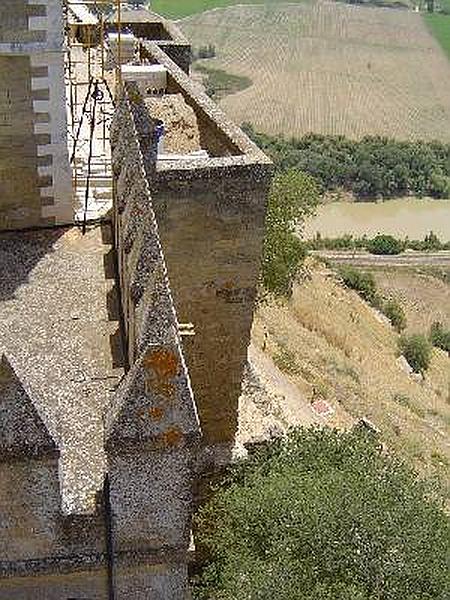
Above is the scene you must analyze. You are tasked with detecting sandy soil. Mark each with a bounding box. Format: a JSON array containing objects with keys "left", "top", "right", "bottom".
[{"left": 145, "top": 93, "right": 201, "bottom": 153}]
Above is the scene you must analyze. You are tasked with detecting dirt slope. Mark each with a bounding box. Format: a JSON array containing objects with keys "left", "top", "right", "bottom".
[{"left": 249, "top": 259, "right": 450, "bottom": 496}]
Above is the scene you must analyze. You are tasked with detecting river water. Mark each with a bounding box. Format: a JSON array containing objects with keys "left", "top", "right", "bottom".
[{"left": 303, "top": 198, "right": 450, "bottom": 241}]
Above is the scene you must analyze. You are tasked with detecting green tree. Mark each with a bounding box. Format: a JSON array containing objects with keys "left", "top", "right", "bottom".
[
  {"left": 399, "top": 333, "right": 432, "bottom": 374},
  {"left": 194, "top": 427, "right": 449, "bottom": 600},
  {"left": 244, "top": 128, "right": 450, "bottom": 200},
  {"left": 367, "top": 234, "right": 404, "bottom": 255},
  {"left": 262, "top": 169, "right": 319, "bottom": 296}
]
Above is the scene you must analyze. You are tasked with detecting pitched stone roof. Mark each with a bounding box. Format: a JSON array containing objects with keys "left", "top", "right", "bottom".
[{"left": 0, "top": 354, "right": 58, "bottom": 461}]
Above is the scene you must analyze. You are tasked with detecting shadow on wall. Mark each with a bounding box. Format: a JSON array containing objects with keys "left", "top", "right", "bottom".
[{"left": 0, "top": 228, "right": 67, "bottom": 302}]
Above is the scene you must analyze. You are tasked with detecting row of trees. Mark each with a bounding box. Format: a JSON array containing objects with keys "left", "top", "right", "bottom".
[
  {"left": 243, "top": 125, "right": 450, "bottom": 199},
  {"left": 308, "top": 231, "right": 450, "bottom": 253}
]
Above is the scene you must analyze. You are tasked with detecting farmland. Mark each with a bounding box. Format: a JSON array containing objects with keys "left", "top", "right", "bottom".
[
  {"left": 425, "top": 13, "right": 450, "bottom": 60},
  {"left": 151, "top": 0, "right": 412, "bottom": 19},
  {"left": 180, "top": 2, "right": 450, "bottom": 141},
  {"left": 151, "top": 0, "right": 307, "bottom": 20}
]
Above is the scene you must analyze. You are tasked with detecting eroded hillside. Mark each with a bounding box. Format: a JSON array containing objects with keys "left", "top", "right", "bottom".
[{"left": 245, "top": 259, "right": 450, "bottom": 496}]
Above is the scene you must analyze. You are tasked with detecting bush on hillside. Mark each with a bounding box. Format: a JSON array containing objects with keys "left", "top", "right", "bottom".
[
  {"left": 383, "top": 299, "right": 407, "bottom": 332},
  {"left": 263, "top": 169, "right": 319, "bottom": 296},
  {"left": 192, "top": 44, "right": 216, "bottom": 60},
  {"left": 193, "top": 427, "right": 450, "bottom": 600},
  {"left": 338, "top": 266, "right": 378, "bottom": 304},
  {"left": 399, "top": 334, "right": 432, "bottom": 374},
  {"left": 429, "top": 321, "right": 450, "bottom": 354},
  {"left": 338, "top": 269, "right": 407, "bottom": 331},
  {"left": 367, "top": 234, "right": 405, "bottom": 255}
]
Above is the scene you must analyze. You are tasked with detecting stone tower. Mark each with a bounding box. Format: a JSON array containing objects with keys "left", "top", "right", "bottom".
[{"left": 0, "top": 0, "right": 73, "bottom": 230}]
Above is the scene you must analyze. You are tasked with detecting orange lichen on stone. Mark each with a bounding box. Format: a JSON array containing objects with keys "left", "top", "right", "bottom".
[
  {"left": 148, "top": 406, "right": 165, "bottom": 421},
  {"left": 159, "top": 426, "right": 183, "bottom": 448},
  {"left": 143, "top": 347, "right": 179, "bottom": 398}
]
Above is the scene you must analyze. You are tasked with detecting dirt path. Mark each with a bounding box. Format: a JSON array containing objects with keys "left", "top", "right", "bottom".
[{"left": 312, "top": 250, "right": 450, "bottom": 267}]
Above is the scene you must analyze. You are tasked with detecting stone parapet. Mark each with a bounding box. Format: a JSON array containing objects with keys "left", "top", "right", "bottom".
[{"left": 105, "top": 91, "right": 201, "bottom": 599}]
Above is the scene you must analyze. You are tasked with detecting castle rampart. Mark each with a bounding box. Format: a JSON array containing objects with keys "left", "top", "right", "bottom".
[
  {"left": 132, "top": 42, "right": 272, "bottom": 457},
  {"left": 0, "top": 3, "right": 272, "bottom": 596}
]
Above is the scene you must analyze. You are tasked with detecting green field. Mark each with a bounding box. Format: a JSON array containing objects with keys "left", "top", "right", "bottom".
[
  {"left": 151, "top": 0, "right": 412, "bottom": 19},
  {"left": 425, "top": 13, "right": 450, "bottom": 60},
  {"left": 150, "top": 0, "right": 303, "bottom": 19}
]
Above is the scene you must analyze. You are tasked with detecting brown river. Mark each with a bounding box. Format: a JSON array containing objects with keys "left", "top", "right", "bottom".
[{"left": 303, "top": 198, "right": 450, "bottom": 240}]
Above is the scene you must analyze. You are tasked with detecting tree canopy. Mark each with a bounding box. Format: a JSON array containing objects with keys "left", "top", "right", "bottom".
[
  {"left": 243, "top": 125, "right": 450, "bottom": 200},
  {"left": 194, "top": 427, "right": 450, "bottom": 600}
]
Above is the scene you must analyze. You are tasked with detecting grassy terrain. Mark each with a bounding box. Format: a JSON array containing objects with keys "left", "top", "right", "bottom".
[
  {"left": 425, "top": 13, "right": 450, "bottom": 59},
  {"left": 182, "top": 2, "right": 450, "bottom": 141},
  {"left": 253, "top": 258, "right": 450, "bottom": 497},
  {"left": 151, "top": 1, "right": 305, "bottom": 19},
  {"left": 195, "top": 63, "right": 252, "bottom": 100},
  {"left": 151, "top": 0, "right": 412, "bottom": 18}
]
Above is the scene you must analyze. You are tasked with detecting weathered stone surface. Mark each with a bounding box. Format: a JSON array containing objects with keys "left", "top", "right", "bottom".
[
  {"left": 1, "top": 6, "right": 271, "bottom": 597},
  {"left": 0, "top": 227, "right": 122, "bottom": 514},
  {"left": 0, "top": 355, "right": 58, "bottom": 461}
]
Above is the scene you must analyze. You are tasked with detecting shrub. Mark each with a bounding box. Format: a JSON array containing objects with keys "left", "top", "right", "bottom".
[
  {"left": 399, "top": 334, "right": 432, "bottom": 374},
  {"left": 193, "top": 44, "right": 216, "bottom": 60},
  {"left": 262, "top": 169, "right": 319, "bottom": 296},
  {"left": 338, "top": 266, "right": 378, "bottom": 304},
  {"left": 193, "top": 427, "right": 450, "bottom": 600},
  {"left": 429, "top": 321, "right": 450, "bottom": 354},
  {"left": 367, "top": 234, "right": 404, "bottom": 255},
  {"left": 383, "top": 299, "right": 407, "bottom": 332}
]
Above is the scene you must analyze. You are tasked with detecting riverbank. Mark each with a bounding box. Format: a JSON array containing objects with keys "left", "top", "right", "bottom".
[{"left": 303, "top": 197, "right": 450, "bottom": 241}]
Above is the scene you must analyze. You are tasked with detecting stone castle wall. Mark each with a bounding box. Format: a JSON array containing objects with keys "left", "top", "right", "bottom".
[
  {"left": 134, "top": 42, "right": 273, "bottom": 456},
  {"left": 0, "top": 6, "right": 272, "bottom": 596},
  {"left": 107, "top": 91, "right": 201, "bottom": 598},
  {"left": 0, "top": 0, "right": 72, "bottom": 231}
]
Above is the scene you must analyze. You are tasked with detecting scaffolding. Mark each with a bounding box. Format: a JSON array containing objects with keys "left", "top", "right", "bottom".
[{"left": 65, "top": 1, "right": 124, "bottom": 231}]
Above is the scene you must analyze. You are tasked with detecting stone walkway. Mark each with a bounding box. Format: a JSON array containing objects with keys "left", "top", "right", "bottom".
[{"left": 0, "top": 225, "right": 123, "bottom": 514}]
